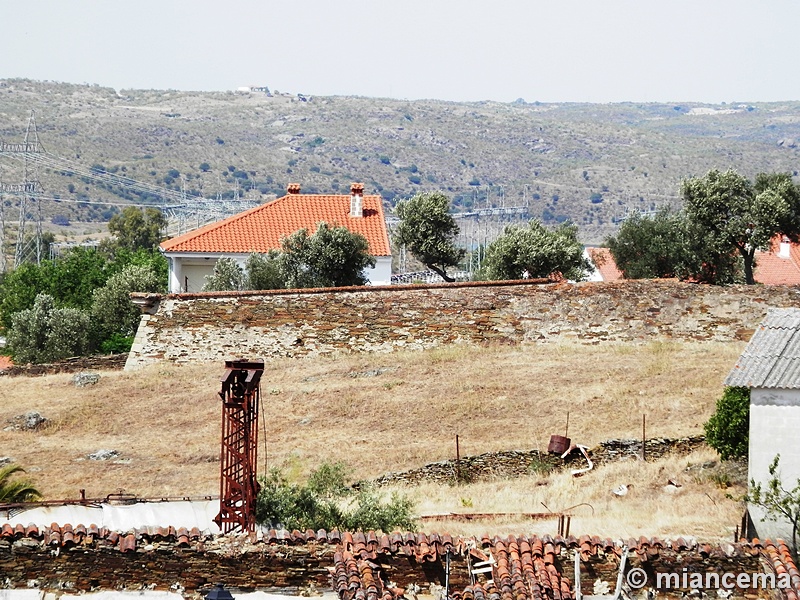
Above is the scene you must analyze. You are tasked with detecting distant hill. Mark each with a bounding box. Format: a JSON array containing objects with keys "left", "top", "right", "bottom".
[{"left": 1, "top": 78, "right": 799, "bottom": 245}]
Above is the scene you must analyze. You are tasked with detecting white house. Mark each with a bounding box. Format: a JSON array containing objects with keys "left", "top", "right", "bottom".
[
  {"left": 725, "top": 308, "right": 800, "bottom": 545},
  {"left": 160, "top": 183, "right": 392, "bottom": 293}
]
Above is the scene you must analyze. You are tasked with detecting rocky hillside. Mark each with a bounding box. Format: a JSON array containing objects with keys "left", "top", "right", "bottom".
[{"left": 2, "top": 78, "right": 799, "bottom": 244}]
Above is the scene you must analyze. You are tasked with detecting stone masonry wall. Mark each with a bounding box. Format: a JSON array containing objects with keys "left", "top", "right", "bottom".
[{"left": 125, "top": 279, "right": 800, "bottom": 369}]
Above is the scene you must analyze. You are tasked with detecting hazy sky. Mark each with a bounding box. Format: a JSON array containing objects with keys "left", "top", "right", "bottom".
[{"left": 3, "top": 0, "right": 800, "bottom": 103}]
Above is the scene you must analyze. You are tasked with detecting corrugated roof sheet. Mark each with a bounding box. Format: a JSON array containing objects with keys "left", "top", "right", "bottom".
[
  {"left": 160, "top": 187, "right": 391, "bottom": 257},
  {"left": 725, "top": 308, "right": 800, "bottom": 388}
]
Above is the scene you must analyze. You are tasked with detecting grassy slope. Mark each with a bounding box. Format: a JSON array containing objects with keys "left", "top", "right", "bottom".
[{"left": 0, "top": 341, "right": 745, "bottom": 539}]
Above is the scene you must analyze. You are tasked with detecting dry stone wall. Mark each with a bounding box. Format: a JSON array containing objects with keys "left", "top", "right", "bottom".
[
  {"left": 0, "top": 354, "right": 127, "bottom": 377},
  {"left": 126, "top": 280, "right": 800, "bottom": 369}
]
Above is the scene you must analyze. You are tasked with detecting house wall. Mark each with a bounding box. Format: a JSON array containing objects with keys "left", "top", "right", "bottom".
[
  {"left": 126, "top": 279, "right": 800, "bottom": 369},
  {"left": 180, "top": 263, "right": 216, "bottom": 293},
  {"left": 371, "top": 256, "right": 392, "bottom": 285},
  {"left": 749, "top": 387, "right": 800, "bottom": 544},
  {"left": 167, "top": 255, "right": 393, "bottom": 293}
]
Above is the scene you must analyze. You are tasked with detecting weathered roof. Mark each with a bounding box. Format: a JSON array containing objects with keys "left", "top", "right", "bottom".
[
  {"left": 160, "top": 185, "right": 391, "bottom": 257},
  {"left": 725, "top": 308, "right": 800, "bottom": 388}
]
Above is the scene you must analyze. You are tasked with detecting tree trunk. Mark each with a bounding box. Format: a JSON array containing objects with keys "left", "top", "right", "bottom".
[
  {"left": 428, "top": 264, "right": 455, "bottom": 283},
  {"left": 743, "top": 248, "right": 756, "bottom": 285}
]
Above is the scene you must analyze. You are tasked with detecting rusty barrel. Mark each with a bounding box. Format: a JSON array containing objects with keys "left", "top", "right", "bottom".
[{"left": 547, "top": 435, "right": 571, "bottom": 455}]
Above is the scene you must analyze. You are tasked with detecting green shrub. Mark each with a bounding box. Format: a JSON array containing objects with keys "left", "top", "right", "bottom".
[
  {"left": 91, "top": 264, "right": 161, "bottom": 345},
  {"left": 7, "top": 294, "right": 90, "bottom": 364},
  {"left": 203, "top": 257, "right": 245, "bottom": 291},
  {"left": 100, "top": 333, "right": 133, "bottom": 354},
  {"left": 255, "top": 462, "right": 416, "bottom": 531},
  {"left": 704, "top": 386, "right": 750, "bottom": 460}
]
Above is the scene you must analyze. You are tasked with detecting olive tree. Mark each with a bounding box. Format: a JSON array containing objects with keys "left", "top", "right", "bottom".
[
  {"left": 203, "top": 257, "right": 246, "bottom": 291},
  {"left": 480, "top": 220, "right": 591, "bottom": 281},
  {"left": 682, "top": 170, "right": 800, "bottom": 284},
  {"left": 244, "top": 251, "right": 284, "bottom": 290},
  {"left": 6, "top": 293, "right": 91, "bottom": 363},
  {"left": 394, "top": 192, "right": 464, "bottom": 282},
  {"left": 280, "top": 222, "right": 375, "bottom": 288},
  {"left": 91, "top": 264, "right": 163, "bottom": 351}
]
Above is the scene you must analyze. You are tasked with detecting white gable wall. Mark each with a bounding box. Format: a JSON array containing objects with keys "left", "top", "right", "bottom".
[
  {"left": 166, "top": 253, "right": 392, "bottom": 293},
  {"left": 748, "top": 387, "right": 800, "bottom": 544}
]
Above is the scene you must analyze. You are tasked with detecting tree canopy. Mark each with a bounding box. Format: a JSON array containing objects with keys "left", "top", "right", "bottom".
[
  {"left": 107, "top": 206, "right": 167, "bottom": 252},
  {"left": 704, "top": 386, "right": 750, "bottom": 460},
  {"left": 203, "top": 257, "right": 246, "bottom": 292},
  {"left": 91, "top": 264, "right": 163, "bottom": 345},
  {"left": 606, "top": 209, "right": 690, "bottom": 279},
  {"left": 394, "top": 191, "right": 465, "bottom": 282},
  {"left": 244, "top": 251, "right": 284, "bottom": 291},
  {"left": 682, "top": 169, "right": 800, "bottom": 284},
  {"left": 605, "top": 170, "right": 800, "bottom": 285},
  {"left": 281, "top": 222, "right": 375, "bottom": 288},
  {"left": 6, "top": 293, "right": 91, "bottom": 364},
  {"left": 0, "top": 247, "right": 167, "bottom": 359},
  {"left": 480, "top": 220, "right": 591, "bottom": 281}
]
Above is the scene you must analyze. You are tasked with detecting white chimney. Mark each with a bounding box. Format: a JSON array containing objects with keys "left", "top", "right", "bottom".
[
  {"left": 779, "top": 237, "right": 791, "bottom": 259},
  {"left": 350, "top": 183, "right": 364, "bottom": 217}
]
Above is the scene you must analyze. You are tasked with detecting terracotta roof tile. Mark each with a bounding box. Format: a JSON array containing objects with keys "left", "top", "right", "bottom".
[
  {"left": 160, "top": 187, "right": 391, "bottom": 257},
  {"left": 754, "top": 248, "right": 800, "bottom": 285},
  {"left": 6, "top": 523, "right": 800, "bottom": 600},
  {"left": 586, "top": 248, "right": 623, "bottom": 281}
]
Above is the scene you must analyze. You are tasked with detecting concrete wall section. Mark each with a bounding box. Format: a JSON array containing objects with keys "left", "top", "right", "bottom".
[
  {"left": 126, "top": 279, "right": 800, "bottom": 369},
  {"left": 749, "top": 388, "right": 800, "bottom": 542}
]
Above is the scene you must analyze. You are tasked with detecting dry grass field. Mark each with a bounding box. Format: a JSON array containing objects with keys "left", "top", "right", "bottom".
[{"left": 0, "top": 340, "right": 746, "bottom": 539}]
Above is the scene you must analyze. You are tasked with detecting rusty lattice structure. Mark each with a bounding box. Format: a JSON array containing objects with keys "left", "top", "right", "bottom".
[{"left": 214, "top": 359, "right": 264, "bottom": 534}]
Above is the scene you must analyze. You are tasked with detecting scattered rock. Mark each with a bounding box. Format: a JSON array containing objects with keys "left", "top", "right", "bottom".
[
  {"left": 72, "top": 371, "right": 100, "bottom": 387},
  {"left": 349, "top": 367, "right": 396, "bottom": 378},
  {"left": 5, "top": 411, "right": 47, "bottom": 431},
  {"left": 88, "top": 449, "right": 119, "bottom": 461},
  {"left": 0, "top": 456, "right": 13, "bottom": 465}
]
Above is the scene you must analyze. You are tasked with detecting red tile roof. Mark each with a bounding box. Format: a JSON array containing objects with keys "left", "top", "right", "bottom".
[
  {"left": 160, "top": 184, "right": 391, "bottom": 257},
  {"left": 754, "top": 237, "right": 800, "bottom": 285},
  {"left": 586, "top": 248, "right": 623, "bottom": 281}
]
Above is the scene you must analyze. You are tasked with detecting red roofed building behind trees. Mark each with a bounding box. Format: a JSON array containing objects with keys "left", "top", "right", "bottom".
[{"left": 160, "top": 183, "right": 392, "bottom": 293}]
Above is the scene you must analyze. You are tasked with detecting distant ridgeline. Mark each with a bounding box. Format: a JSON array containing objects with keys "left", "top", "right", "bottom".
[
  {"left": 125, "top": 279, "right": 798, "bottom": 368},
  {"left": 3, "top": 79, "right": 800, "bottom": 244}
]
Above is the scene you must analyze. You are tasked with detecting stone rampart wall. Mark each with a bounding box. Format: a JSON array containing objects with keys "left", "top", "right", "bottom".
[{"left": 126, "top": 280, "right": 800, "bottom": 369}]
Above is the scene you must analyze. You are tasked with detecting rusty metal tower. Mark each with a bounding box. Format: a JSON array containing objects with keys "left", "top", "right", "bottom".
[{"left": 214, "top": 359, "right": 264, "bottom": 534}]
